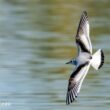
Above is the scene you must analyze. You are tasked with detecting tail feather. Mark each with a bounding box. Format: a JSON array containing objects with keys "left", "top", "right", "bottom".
[
  {"left": 98, "top": 50, "right": 104, "bottom": 69},
  {"left": 91, "top": 49, "right": 104, "bottom": 70}
]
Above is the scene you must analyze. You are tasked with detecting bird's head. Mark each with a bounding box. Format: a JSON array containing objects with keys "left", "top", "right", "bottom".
[{"left": 66, "top": 59, "right": 77, "bottom": 65}]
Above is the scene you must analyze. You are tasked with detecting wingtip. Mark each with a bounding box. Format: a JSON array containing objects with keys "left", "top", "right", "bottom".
[
  {"left": 66, "top": 90, "right": 76, "bottom": 105},
  {"left": 82, "top": 11, "right": 88, "bottom": 18},
  {"left": 83, "top": 11, "right": 87, "bottom": 15},
  {"left": 66, "top": 98, "right": 75, "bottom": 105},
  {"left": 66, "top": 89, "right": 80, "bottom": 105}
]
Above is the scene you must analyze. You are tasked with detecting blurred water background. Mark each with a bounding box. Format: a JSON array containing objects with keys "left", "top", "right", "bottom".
[{"left": 0, "top": 0, "right": 109, "bottom": 110}]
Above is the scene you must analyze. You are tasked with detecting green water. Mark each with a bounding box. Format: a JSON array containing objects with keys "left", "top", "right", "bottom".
[{"left": 0, "top": 0, "right": 109, "bottom": 110}]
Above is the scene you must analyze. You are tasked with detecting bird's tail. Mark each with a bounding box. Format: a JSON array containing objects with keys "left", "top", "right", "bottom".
[{"left": 91, "top": 49, "right": 104, "bottom": 70}]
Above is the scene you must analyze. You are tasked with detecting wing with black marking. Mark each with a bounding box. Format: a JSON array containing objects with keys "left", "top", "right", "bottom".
[
  {"left": 66, "top": 62, "right": 90, "bottom": 104},
  {"left": 76, "top": 11, "right": 92, "bottom": 54}
]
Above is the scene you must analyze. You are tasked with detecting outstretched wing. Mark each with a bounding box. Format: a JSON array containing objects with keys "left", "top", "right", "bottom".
[
  {"left": 76, "top": 11, "right": 92, "bottom": 54},
  {"left": 66, "top": 62, "right": 90, "bottom": 105}
]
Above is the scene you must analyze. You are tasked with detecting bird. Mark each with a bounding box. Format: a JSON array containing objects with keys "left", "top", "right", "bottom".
[{"left": 66, "top": 11, "right": 104, "bottom": 105}]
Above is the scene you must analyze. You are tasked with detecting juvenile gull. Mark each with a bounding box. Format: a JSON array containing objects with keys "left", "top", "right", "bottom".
[{"left": 66, "top": 11, "right": 104, "bottom": 105}]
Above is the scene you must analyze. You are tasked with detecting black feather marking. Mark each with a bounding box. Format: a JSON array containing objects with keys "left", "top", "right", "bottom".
[
  {"left": 98, "top": 50, "right": 104, "bottom": 69},
  {"left": 70, "top": 62, "right": 89, "bottom": 78},
  {"left": 76, "top": 39, "right": 90, "bottom": 53},
  {"left": 66, "top": 93, "right": 69, "bottom": 105}
]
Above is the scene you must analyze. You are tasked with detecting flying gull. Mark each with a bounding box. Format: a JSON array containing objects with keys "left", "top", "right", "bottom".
[{"left": 66, "top": 11, "right": 104, "bottom": 104}]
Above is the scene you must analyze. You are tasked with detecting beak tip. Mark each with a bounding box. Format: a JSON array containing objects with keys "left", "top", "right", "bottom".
[{"left": 66, "top": 61, "right": 71, "bottom": 64}]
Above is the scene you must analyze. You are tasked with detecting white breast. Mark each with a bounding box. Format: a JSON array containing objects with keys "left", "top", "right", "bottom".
[{"left": 76, "top": 52, "right": 91, "bottom": 65}]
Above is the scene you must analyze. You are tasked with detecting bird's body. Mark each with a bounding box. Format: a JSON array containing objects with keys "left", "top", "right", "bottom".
[
  {"left": 66, "top": 11, "right": 104, "bottom": 104},
  {"left": 76, "top": 52, "right": 92, "bottom": 65}
]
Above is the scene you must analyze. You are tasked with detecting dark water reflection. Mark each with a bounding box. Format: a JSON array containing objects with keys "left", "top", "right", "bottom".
[{"left": 0, "top": 0, "right": 110, "bottom": 110}]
